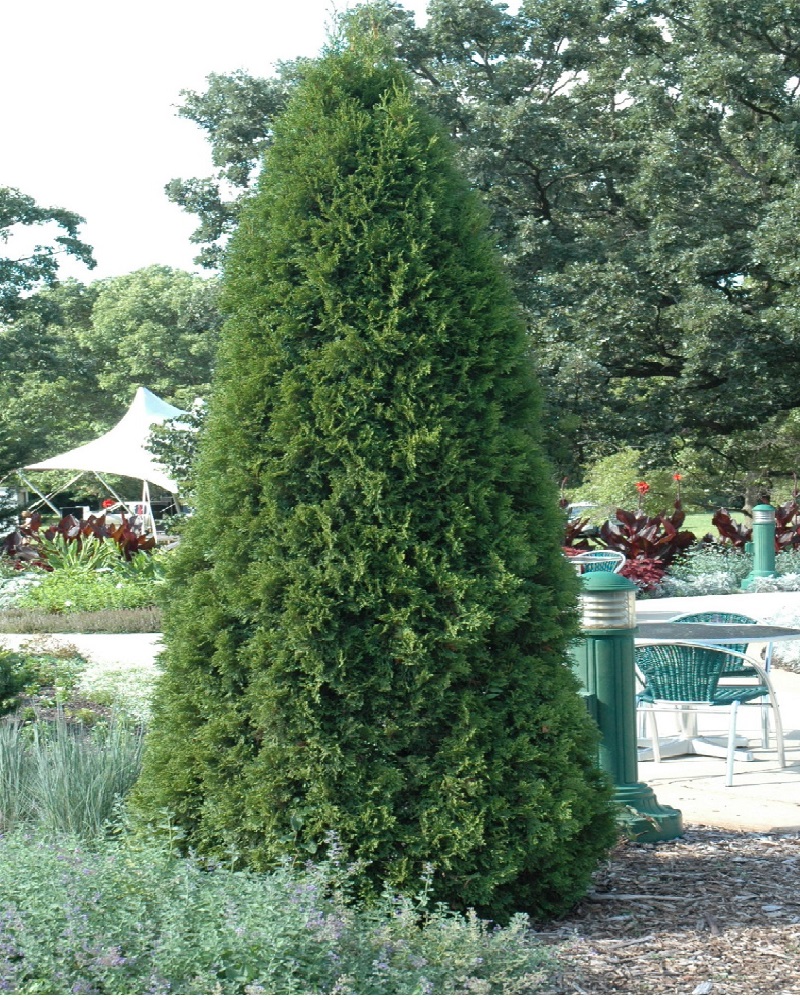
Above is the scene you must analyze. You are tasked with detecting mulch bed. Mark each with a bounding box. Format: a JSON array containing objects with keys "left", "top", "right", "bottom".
[{"left": 535, "top": 826, "right": 800, "bottom": 994}]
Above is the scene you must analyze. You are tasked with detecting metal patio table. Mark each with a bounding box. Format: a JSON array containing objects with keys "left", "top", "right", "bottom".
[{"left": 634, "top": 622, "right": 800, "bottom": 761}]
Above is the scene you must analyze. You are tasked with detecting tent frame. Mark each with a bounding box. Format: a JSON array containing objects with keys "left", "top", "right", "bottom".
[{"left": 9, "top": 469, "right": 163, "bottom": 539}]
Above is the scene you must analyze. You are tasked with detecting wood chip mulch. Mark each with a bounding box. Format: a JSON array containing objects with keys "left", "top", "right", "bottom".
[{"left": 534, "top": 826, "right": 800, "bottom": 995}]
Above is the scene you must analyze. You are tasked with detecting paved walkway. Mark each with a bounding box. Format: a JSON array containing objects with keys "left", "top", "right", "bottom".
[
  {"left": 3, "top": 591, "right": 800, "bottom": 834},
  {"left": 0, "top": 631, "right": 163, "bottom": 668}
]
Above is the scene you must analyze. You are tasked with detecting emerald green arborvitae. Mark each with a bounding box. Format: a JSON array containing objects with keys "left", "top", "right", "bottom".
[{"left": 133, "top": 47, "right": 616, "bottom": 921}]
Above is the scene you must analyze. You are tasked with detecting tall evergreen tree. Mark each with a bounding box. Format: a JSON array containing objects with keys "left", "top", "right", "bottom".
[{"left": 134, "top": 45, "right": 615, "bottom": 920}]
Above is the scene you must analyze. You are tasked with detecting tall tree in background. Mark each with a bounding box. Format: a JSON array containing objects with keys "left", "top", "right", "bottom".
[
  {"left": 0, "top": 281, "right": 101, "bottom": 475},
  {"left": 164, "top": 70, "right": 296, "bottom": 268},
  {"left": 84, "top": 265, "right": 221, "bottom": 409},
  {"left": 134, "top": 44, "right": 615, "bottom": 920},
  {"left": 165, "top": 0, "right": 800, "bottom": 487},
  {"left": 0, "top": 187, "right": 95, "bottom": 319}
]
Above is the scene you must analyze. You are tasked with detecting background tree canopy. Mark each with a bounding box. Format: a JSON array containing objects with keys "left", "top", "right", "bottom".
[
  {"left": 0, "top": 267, "right": 219, "bottom": 479},
  {"left": 164, "top": 0, "right": 800, "bottom": 492},
  {"left": 0, "top": 187, "right": 95, "bottom": 321}
]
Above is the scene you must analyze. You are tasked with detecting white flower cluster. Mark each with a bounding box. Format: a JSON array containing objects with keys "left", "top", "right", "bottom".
[
  {"left": 76, "top": 660, "right": 163, "bottom": 723},
  {"left": 657, "top": 571, "right": 741, "bottom": 598},
  {"left": 750, "top": 574, "right": 800, "bottom": 593},
  {"left": 0, "top": 573, "right": 40, "bottom": 609}
]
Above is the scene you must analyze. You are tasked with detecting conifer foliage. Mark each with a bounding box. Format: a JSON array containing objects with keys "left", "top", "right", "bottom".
[{"left": 134, "top": 47, "right": 615, "bottom": 920}]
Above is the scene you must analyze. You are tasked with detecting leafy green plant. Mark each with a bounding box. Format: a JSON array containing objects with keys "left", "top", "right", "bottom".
[
  {"left": 620, "top": 556, "right": 667, "bottom": 594},
  {"left": 667, "top": 544, "right": 751, "bottom": 583},
  {"left": 1, "top": 511, "right": 157, "bottom": 571},
  {"left": 0, "top": 647, "right": 35, "bottom": 716},
  {"left": 0, "top": 832, "right": 553, "bottom": 995},
  {"left": 599, "top": 502, "right": 696, "bottom": 567},
  {"left": 713, "top": 500, "right": 800, "bottom": 551},
  {"left": 39, "top": 533, "right": 118, "bottom": 571},
  {"left": 15, "top": 562, "right": 163, "bottom": 614},
  {"left": 577, "top": 449, "right": 684, "bottom": 519}
]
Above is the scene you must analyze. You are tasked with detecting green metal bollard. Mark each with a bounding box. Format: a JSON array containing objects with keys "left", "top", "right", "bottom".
[
  {"left": 571, "top": 572, "right": 683, "bottom": 842},
  {"left": 742, "top": 504, "right": 778, "bottom": 589}
]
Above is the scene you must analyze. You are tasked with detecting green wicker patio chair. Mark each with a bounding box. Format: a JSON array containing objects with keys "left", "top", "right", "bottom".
[
  {"left": 669, "top": 610, "right": 773, "bottom": 745},
  {"left": 635, "top": 640, "right": 785, "bottom": 786},
  {"left": 568, "top": 550, "right": 626, "bottom": 574},
  {"left": 669, "top": 610, "right": 773, "bottom": 671}
]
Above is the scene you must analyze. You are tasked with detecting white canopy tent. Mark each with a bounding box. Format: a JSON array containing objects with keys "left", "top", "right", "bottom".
[{"left": 19, "top": 386, "right": 186, "bottom": 537}]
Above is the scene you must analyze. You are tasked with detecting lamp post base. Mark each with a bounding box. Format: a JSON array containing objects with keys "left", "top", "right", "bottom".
[{"left": 614, "top": 782, "right": 684, "bottom": 843}]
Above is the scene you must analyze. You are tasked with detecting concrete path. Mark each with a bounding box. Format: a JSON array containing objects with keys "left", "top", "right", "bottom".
[{"left": 0, "top": 632, "right": 163, "bottom": 668}]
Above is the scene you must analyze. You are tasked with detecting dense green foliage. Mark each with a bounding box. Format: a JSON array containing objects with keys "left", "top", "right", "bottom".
[
  {"left": 577, "top": 448, "right": 683, "bottom": 519},
  {"left": 0, "top": 831, "right": 552, "bottom": 994},
  {"left": 15, "top": 559, "right": 165, "bottom": 614},
  {"left": 134, "top": 47, "right": 615, "bottom": 920},
  {"left": 0, "top": 647, "right": 35, "bottom": 716},
  {"left": 166, "top": 0, "right": 800, "bottom": 491}
]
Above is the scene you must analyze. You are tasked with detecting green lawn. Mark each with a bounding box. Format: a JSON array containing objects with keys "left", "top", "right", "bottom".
[{"left": 682, "top": 512, "right": 716, "bottom": 538}]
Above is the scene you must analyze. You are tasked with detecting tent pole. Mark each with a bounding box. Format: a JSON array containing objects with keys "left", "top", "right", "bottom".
[
  {"left": 15, "top": 471, "right": 62, "bottom": 516},
  {"left": 142, "top": 480, "right": 157, "bottom": 539},
  {"left": 93, "top": 473, "right": 125, "bottom": 508}
]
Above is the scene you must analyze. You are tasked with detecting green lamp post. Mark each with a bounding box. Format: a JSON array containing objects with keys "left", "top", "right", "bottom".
[
  {"left": 742, "top": 504, "right": 778, "bottom": 589},
  {"left": 572, "top": 571, "right": 683, "bottom": 842}
]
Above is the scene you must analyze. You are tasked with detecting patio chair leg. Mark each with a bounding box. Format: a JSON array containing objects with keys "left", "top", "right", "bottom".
[
  {"left": 761, "top": 672, "right": 787, "bottom": 769},
  {"left": 761, "top": 698, "right": 770, "bottom": 749},
  {"left": 726, "top": 701, "right": 739, "bottom": 787},
  {"left": 649, "top": 711, "right": 661, "bottom": 765},
  {"left": 772, "top": 698, "right": 786, "bottom": 769}
]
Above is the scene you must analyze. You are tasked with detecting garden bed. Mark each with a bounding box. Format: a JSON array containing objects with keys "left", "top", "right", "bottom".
[{"left": 0, "top": 606, "right": 162, "bottom": 633}]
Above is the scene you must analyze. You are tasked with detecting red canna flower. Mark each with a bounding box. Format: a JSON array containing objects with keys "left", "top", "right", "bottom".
[{"left": 635, "top": 480, "right": 650, "bottom": 495}]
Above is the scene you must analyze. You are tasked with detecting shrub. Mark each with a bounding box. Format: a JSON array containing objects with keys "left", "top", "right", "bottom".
[
  {"left": 750, "top": 574, "right": 800, "bottom": 592},
  {"left": 577, "top": 448, "right": 682, "bottom": 518},
  {"left": 712, "top": 500, "right": 800, "bottom": 551},
  {"left": 657, "top": 543, "right": 749, "bottom": 597},
  {"left": 0, "top": 648, "right": 35, "bottom": 716},
  {"left": 619, "top": 555, "right": 666, "bottom": 594},
  {"left": 0, "top": 832, "right": 554, "bottom": 995},
  {"left": 777, "top": 549, "right": 800, "bottom": 574},
  {"left": 0, "top": 511, "right": 157, "bottom": 569},
  {"left": 133, "top": 46, "right": 615, "bottom": 921},
  {"left": 591, "top": 502, "right": 697, "bottom": 592}
]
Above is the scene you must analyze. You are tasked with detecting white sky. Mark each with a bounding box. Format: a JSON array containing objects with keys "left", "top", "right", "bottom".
[{"left": 1, "top": 0, "right": 429, "bottom": 283}]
